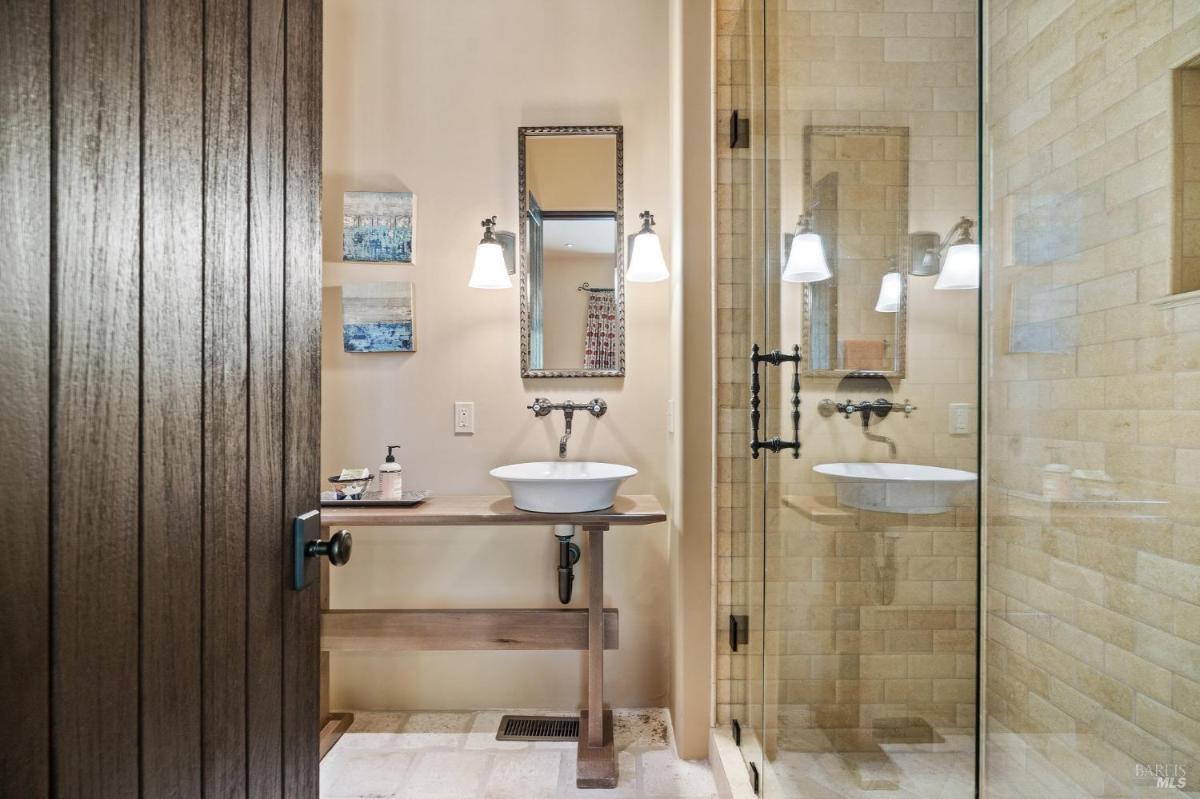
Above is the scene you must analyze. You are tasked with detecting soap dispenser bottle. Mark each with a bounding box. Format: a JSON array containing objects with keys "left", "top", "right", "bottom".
[{"left": 379, "top": 445, "right": 403, "bottom": 499}]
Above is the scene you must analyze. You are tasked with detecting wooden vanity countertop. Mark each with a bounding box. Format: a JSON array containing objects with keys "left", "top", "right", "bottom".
[{"left": 319, "top": 494, "right": 667, "bottom": 527}]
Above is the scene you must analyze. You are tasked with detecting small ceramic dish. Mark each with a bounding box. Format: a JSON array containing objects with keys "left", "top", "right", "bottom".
[{"left": 326, "top": 473, "right": 374, "bottom": 499}]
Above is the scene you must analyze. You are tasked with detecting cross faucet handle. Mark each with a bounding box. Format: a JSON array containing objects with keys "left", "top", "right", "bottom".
[{"left": 527, "top": 398, "right": 553, "bottom": 417}]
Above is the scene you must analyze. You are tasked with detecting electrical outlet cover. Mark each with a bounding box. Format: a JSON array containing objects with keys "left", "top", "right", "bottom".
[{"left": 454, "top": 401, "right": 474, "bottom": 434}]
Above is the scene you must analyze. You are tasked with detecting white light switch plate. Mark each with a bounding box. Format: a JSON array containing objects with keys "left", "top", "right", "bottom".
[
  {"left": 454, "top": 401, "right": 474, "bottom": 434},
  {"left": 949, "top": 403, "right": 972, "bottom": 435}
]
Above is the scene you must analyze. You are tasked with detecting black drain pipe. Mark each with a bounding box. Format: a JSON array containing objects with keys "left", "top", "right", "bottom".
[{"left": 555, "top": 524, "right": 581, "bottom": 604}]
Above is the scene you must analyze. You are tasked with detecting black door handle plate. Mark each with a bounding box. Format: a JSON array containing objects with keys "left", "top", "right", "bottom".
[{"left": 293, "top": 510, "right": 353, "bottom": 591}]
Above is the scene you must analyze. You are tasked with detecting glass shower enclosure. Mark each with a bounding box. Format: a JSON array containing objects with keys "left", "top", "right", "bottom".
[
  {"left": 720, "top": 1, "right": 1200, "bottom": 798},
  {"left": 719, "top": 1, "right": 981, "bottom": 796}
]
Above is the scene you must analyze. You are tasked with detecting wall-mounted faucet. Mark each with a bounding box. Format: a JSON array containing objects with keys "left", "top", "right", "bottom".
[
  {"left": 819, "top": 397, "right": 916, "bottom": 459},
  {"left": 527, "top": 398, "right": 607, "bottom": 458}
]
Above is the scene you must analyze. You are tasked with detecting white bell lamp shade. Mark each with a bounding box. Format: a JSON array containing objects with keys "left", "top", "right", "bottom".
[
  {"left": 781, "top": 231, "right": 830, "bottom": 283},
  {"left": 468, "top": 240, "right": 511, "bottom": 289},
  {"left": 934, "top": 242, "right": 980, "bottom": 290},
  {"left": 627, "top": 212, "right": 669, "bottom": 283},
  {"left": 874, "top": 271, "right": 903, "bottom": 312}
]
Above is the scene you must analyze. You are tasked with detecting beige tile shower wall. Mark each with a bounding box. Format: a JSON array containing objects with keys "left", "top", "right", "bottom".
[
  {"left": 985, "top": 0, "right": 1200, "bottom": 796},
  {"left": 715, "top": 0, "right": 979, "bottom": 748}
]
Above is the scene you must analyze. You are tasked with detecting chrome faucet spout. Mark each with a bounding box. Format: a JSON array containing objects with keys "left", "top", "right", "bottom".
[{"left": 559, "top": 408, "right": 575, "bottom": 458}]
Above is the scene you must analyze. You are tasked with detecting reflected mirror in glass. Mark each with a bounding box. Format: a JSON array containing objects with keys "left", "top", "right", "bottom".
[{"left": 800, "top": 125, "right": 909, "bottom": 378}]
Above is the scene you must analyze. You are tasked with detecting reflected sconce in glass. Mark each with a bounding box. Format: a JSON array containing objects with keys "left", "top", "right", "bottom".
[
  {"left": 781, "top": 213, "right": 830, "bottom": 283},
  {"left": 468, "top": 216, "right": 514, "bottom": 289},
  {"left": 626, "top": 210, "right": 669, "bottom": 283},
  {"left": 874, "top": 269, "right": 904, "bottom": 313},
  {"left": 911, "top": 216, "right": 979, "bottom": 290}
]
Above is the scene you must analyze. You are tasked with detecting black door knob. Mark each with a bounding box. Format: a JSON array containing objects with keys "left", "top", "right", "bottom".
[{"left": 305, "top": 529, "right": 352, "bottom": 566}]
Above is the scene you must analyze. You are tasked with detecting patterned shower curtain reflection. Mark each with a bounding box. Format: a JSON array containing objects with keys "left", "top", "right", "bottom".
[{"left": 582, "top": 290, "right": 618, "bottom": 370}]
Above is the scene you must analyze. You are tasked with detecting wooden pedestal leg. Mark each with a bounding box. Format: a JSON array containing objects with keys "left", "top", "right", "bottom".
[
  {"left": 577, "top": 524, "right": 616, "bottom": 789},
  {"left": 318, "top": 536, "right": 352, "bottom": 759}
]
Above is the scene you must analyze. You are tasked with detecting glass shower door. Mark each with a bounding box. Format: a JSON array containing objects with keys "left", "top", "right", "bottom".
[
  {"left": 717, "top": 0, "right": 769, "bottom": 790},
  {"left": 729, "top": 1, "right": 982, "bottom": 796}
]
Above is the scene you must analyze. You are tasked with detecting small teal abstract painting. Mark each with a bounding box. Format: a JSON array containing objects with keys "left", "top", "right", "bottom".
[
  {"left": 343, "top": 191, "right": 415, "bottom": 262},
  {"left": 342, "top": 282, "right": 415, "bottom": 353}
]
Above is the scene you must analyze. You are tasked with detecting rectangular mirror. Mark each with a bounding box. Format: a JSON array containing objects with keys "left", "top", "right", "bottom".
[
  {"left": 520, "top": 126, "right": 624, "bottom": 378},
  {"left": 801, "top": 125, "right": 909, "bottom": 378}
]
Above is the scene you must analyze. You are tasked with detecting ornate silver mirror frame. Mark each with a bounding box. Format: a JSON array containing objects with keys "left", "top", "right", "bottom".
[
  {"left": 800, "top": 124, "right": 909, "bottom": 379},
  {"left": 518, "top": 125, "right": 625, "bottom": 378}
]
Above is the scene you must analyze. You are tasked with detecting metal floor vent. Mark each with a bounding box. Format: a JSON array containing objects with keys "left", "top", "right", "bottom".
[{"left": 496, "top": 714, "right": 579, "bottom": 742}]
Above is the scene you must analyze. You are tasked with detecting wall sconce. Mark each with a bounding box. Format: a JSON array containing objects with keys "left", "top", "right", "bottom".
[
  {"left": 468, "top": 216, "right": 514, "bottom": 289},
  {"left": 626, "top": 210, "right": 669, "bottom": 283},
  {"left": 874, "top": 267, "right": 904, "bottom": 313},
  {"left": 781, "top": 213, "right": 830, "bottom": 283},
  {"left": 910, "top": 217, "right": 979, "bottom": 290}
]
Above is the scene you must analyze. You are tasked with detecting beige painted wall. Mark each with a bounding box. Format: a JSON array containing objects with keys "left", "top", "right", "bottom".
[
  {"left": 669, "top": 0, "right": 717, "bottom": 759},
  {"left": 321, "top": 0, "right": 673, "bottom": 711}
]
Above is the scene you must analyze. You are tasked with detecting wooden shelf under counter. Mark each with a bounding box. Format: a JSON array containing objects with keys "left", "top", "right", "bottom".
[{"left": 318, "top": 493, "right": 666, "bottom": 790}]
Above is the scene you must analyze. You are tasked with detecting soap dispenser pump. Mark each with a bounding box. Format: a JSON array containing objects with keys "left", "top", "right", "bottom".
[{"left": 379, "top": 445, "right": 403, "bottom": 499}]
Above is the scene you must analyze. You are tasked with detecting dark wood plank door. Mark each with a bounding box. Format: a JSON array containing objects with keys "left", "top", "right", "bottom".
[{"left": 0, "top": 0, "right": 323, "bottom": 796}]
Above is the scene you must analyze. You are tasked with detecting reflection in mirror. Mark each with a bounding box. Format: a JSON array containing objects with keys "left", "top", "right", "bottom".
[
  {"left": 520, "top": 126, "right": 623, "bottom": 377},
  {"left": 800, "top": 125, "right": 909, "bottom": 377}
]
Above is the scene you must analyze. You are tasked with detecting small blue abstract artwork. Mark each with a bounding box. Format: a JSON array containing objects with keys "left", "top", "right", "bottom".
[
  {"left": 343, "top": 191, "right": 415, "bottom": 262},
  {"left": 342, "top": 281, "right": 416, "bottom": 353}
]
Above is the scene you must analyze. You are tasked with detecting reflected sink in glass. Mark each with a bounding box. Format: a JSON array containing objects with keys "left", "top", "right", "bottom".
[
  {"left": 490, "top": 461, "right": 638, "bottom": 513},
  {"left": 814, "top": 462, "right": 977, "bottom": 515}
]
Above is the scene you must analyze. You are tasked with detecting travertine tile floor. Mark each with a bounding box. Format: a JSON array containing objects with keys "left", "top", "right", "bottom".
[{"left": 320, "top": 708, "right": 719, "bottom": 799}]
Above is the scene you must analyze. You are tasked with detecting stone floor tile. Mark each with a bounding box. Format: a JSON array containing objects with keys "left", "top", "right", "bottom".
[
  {"left": 392, "top": 711, "right": 472, "bottom": 750},
  {"left": 614, "top": 708, "right": 674, "bottom": 752},
  {"left": 321, "top": 749, "right": 414, "bottom": 798},
  {"left": 483, "top": 751, "right": 562, "bottom": 798},
  {"left": 400, "top": 751, "right": 490, "bottom": 798},
  {"left": 640, "top": 749, "right": 719, "bottom": 797}
]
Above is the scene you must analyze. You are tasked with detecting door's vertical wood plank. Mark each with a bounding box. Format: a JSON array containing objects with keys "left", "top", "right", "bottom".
[
  {"left": 51, "top": 0, "right": 142, "bottom": 794},
  {"left": 247, "top": 0, "right": 286, "bottom": 794},
  {"left": 203, "top": 0, "right": 250, "bottom": 795},
  {"left": 0, "top": 1, "right": 50, "bottom": 796},
  {"left": 247, "top": 0, "right": 287, "bottom": 792},
  {"left": 140, "top": 0, "right": 205, "bottom": 794},
  {"left": 282, "top": 0, "right": 322, "bottom": 793}
]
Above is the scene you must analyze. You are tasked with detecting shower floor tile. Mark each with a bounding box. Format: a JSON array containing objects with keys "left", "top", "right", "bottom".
[
  {"left": 771, "top": 749, "right": 974, "bottom": 799},
  {"left": 320, "top": 708, "right": 718, "bottom": 799}
]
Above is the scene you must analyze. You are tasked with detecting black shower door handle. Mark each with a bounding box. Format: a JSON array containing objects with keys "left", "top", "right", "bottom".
[{"left": 749, "top": 344, "right": 802, "bottom": 459}]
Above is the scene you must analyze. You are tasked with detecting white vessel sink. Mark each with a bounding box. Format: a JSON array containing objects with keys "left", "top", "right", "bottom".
[
  {"left": 490, "top": 461, "right": 637, "bottom": 513},
  {"left": 814, "top": 462, "right": 976, "bottom": 515}
]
